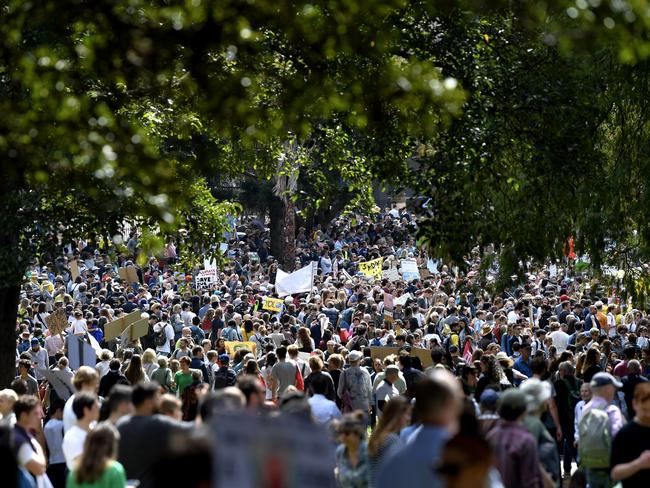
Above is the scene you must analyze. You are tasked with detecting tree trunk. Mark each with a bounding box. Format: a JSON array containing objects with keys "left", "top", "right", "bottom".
[
  {"left": 0, "top": 285, "right": 19, "bottom": 388},
  {"left": 283, "top": 199, "right": 296, "bottom": 272},
  {"left": 269, "top": 196, "right": 285, "bottom": 266}
]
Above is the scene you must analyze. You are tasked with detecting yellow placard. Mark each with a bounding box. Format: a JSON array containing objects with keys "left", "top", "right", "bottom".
[
  {"left": 224, "top": 341, "right": 257, "bottom": 357},
  {"left": 358, "top": 257, "right": 384, "bottom": 279},
  {"left": 262, "top": 297, "right": 283, "bottom": 312}
]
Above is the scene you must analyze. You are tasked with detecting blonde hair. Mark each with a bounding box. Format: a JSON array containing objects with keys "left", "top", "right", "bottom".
[
  {"left": 73, "top": 366, "right": 99, "bottom": 390},
  {"left": 141, "top": 349, "right": 157, "bottom": 364},
  {"left": 0, "top": 388, "right": 18, "bottom": 403}
]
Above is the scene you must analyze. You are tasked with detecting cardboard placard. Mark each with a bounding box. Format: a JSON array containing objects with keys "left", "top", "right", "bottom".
[
  {"left": 419, "top": 267, "right": 431, "bottom": 279},
  {"left": 411, "top": 347, "right": 434, "bottom": 368},
  {"left": 369, "top": 346, "right": 400, "bottom": 361},
  {"left": 70, "top": 260, "right": 80, "bottom": 281},
  {"left": 224, "top": 341, "right": 257, "bottom": 357},
  {"left": 262, "top": 297, "right": 283, "bottom": 313},
  {"left": 118, "top": 267, "right": 129, "bottom": 283},
  {"left": 369, "top": 346, "right": 433, "bottom": 368},
  {"left": 383, "top": 310, "right": 394, "bottom": 323},
  {"left": 66, "top": 335, "right": 97, "bottom": 370},
  {"left": 46, "top": 308, "right": 68, "bottom": 336},
  {"left": 125, "top": 317, "right": 150, "bottom": 341},
  {"left": 126, "top": 266, "right": 139, "bottom": 284},
  {"left": 104, "top": 310, "right": 141, "bottom": 342}
]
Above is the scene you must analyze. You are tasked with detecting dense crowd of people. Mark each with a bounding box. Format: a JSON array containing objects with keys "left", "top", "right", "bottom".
[{"left": 4, "top": 205, "right": 650, "bottom": 488}]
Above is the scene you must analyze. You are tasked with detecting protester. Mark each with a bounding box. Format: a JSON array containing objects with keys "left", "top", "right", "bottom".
[
  {"left": 334, "top": 411, "right": 369, "bottom": 488},
  {"left": 487, "top": 388, "right": 545, "bottom": 488},
  {"left": 611, "top": 382, "right": 650, "bottom": 487},
  {"left": 14, "top": 206, "right": 650, "bottom": 488},
  {"left": 44, "top": 400, "right": 67, "bottom": 488},
  {"left": 67, "top": 422, "right": 127, "bottom": 488},
  {"left": 13, "top": 395, "right": 50, "bottom": 487},
  {"left": 579, "top": 372, "right": 627, "bottom": 488},
  {"left": 367, "top": 396, "right": 409, "bottom": 487},
  {"left": 377, "top": 371, "right": 463, "bottom": 488},
  {"left": 62, "top": 392, "right": 99, "bottom": 471}
]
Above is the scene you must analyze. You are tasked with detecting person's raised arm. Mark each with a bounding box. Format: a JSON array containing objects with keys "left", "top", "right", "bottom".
[{"left": 612, "top": 450, "right": 650, "bottom": 481}]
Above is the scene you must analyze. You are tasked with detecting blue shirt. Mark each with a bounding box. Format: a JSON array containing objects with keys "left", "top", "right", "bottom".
[
  {"left": 308, "top": 394, "right": 341, "bottom": 425},
  {"left": 513, "top": 356, "right": 532, "bottom": 379},
  {"left": 377, "top": 425, "right": 449, "bottom": 488}
]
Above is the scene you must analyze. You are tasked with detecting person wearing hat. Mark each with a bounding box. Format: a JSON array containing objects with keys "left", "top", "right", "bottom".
[
  {"left": 477, "top": 323, "right": 495, "bottom": 350},
  {"left": 337, "top": 350, "right": 373, "bottom": 414},
  {"left": 29, "top": 338, "right": 48, "bottom": 380},
  {"left": 374, "top": 365, "right": 400, "bottom": 414},
  {"left": 611, "top": 382, "right": 650, "bottom": 487},
  {"left": 486, "top": 389, "right": 545, "bottom": 488},
  {"left": 212, "top": 354, "right": 237, "bottom": 390},
  {"left": 512, "top": 342, "right": 533, "bottom": 382},
  {"left": 578, "top": 372, "right": 626, "bottom": 488},
  {"left": 478, "top": 389, "right": 500, "bottom": 436}
]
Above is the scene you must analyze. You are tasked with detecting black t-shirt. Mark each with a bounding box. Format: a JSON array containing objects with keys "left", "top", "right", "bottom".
[{"left": 610, "top": 421, "right": 650, "bottom": 488}]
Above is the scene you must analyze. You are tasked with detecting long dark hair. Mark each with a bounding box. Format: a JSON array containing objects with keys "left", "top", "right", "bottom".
[
  {"left": 368, "top": 396, "right": 410, "bottom": 456},
  {"left": 75, "top": 423, "right": 119, "bottom": 484}
]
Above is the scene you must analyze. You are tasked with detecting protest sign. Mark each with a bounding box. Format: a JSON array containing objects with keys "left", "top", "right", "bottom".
[
  {"left": 119, "top": 266, "right": 139, "bottom": 284},
  {"left": 262, "top": 297, "right": 283, "bottom": 313},
  {"left": 370, "top": 346, "right": 433, "bottom": 368},
  {"left": 46, "top": 308, "right": 68, "bottom": 336},
  {"left": 225, "top": 341, "right": 257, "bottom": 356},
  {"left": 382, "top": 267, "right": 400, "bottom": 282},
  {"left": 411, "top": 347, "right": 434, "bottom": 368},
  {"left": 370, "top": 346, "right": 400, "bottom": 361},
  {"left": 67, "top": 335, "right": 97, "bottom": 370},
  {"left": 70, "top": 260, "right": 80, "bottom": 280},
  {"left": 358, "top": 257, "right": 384, "bottom": 279},
  {"left": 118, "top": 267, "right": 129, "bottom": 283},
  {"left": 196, "top": 268, "right": 218, "bottom": 289},
  {"left": 39, "top": 369, "right": 74, "bottom": 400},
  {"left": 125, "top": 317, "right": 150, "bottom": 341},
  {"left": 394, "top": 293, "right": 412, "bottom": 307},
  {"left": 383, "top": 293, "right": 394, "bottom": 310},
  {"left": 383, "top": 309, "right": 394, "bottom": 323},
  {"left": 104, "top": 311, "right": 141, "bottom": 342},
  {"left": 126, "top": 266, "right": 139, "bottom": 284},
  {"left": 276, "top": 262, "right": 317, "bottom": 297},
  {"left": 212, "top": 412, "right": 335, "bottom": 488},
  {"left": 400, "top": 259, "right": 420, "bottom": 281}
]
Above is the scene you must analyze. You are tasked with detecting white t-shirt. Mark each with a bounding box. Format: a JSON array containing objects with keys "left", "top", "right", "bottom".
[
  {"left": 62, "top": 424, "right": 87, "bottom": 470},
  {"left": 68, "top": 319, "right": 87, "bottom": 335},
  {"left": 549, "top": 330, "right": 569, "bottom": 353},
  {"left": 154, "top": 322, "right": 175, "bottom": 354}
]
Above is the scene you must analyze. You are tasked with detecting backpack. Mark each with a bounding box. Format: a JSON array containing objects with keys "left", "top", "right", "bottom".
[
  {"left": 154, "top": 324, "right": 168, "bottom": 347},
  {"left": 578, "top": 406, "right": 612, "bottom": 469},
  {"left": 213, "top": 367, "right": 236, "bottom": 390}
]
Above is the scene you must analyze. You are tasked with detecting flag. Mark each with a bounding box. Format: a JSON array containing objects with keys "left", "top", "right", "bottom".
[{"left": 275, "top": 262, "right": 317, "bottom": 297}]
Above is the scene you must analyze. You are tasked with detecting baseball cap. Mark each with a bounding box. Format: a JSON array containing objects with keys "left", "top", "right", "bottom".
[
  {"left": 590, "top": 372, "right": 622, "bottom": 389},
  {"left": 30, "top": 338, "right": 39, "bottom": 345},
  {"left": 348, "top": 350, "right": 363, "bottom": 362},
  {"left": 218, "top": 354, "right": 230, "bottom": 363},
  {"left": 480, "top": 389, "right": 499, "bottom": 409}
]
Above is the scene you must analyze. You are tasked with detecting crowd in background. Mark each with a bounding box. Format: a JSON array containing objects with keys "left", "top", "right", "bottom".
[{"left": 3, "top": 205, "right": 650, "bottom": 488}]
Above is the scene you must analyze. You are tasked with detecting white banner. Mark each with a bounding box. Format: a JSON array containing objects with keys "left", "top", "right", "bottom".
[{"left": 276, "top": 262, "right": 317, "bottom": 297}]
